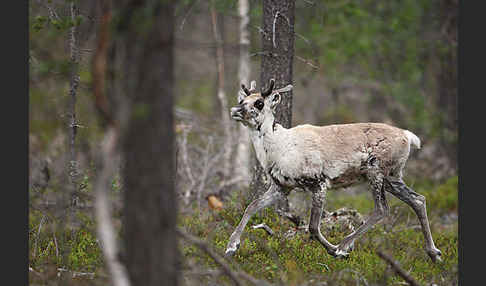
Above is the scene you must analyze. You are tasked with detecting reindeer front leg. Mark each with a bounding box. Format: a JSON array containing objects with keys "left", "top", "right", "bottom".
[
  {"left": 308, "top": 181, "right": 341, "bottom": 256},
  {"left": 225, "top": 182, "right": 285, "bottom": 256}
]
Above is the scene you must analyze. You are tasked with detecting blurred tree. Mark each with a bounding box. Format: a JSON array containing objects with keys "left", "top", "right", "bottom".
[
  {"left": 210, "top": 3, "right": 232, "bottom": 180},
  {"left": 436, "top": 0, "right": 458, "bottom": 167},
  {"left": 106, "top": 0, "right": 179, "bottom": 285},
  {"left": 250, "top": 0, "right": 295, "bottom": 211},
  {"left": 234, "top": 0, "right": 252, "bottom": 186}
]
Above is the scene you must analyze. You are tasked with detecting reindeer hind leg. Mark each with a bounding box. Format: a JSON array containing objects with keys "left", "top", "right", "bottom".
[
  {"left": 335, "top": 165, "right": 389, "bottom": 255},
  {"left": 384, "top": 176, "right": 442, "bottom": 262}
]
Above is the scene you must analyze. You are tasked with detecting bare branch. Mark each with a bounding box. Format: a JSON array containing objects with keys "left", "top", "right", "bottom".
[
  {"left": 250, "top": 51, "right": 273, "bottom": 58},
  {"left": 94, "top": 128, "right": 131, "bottom": 286},
  {"left": 301, "top": 0, "right": 315, "bottom": 5},
  {"left": 251, "top": 223, "right": 274, "bottom": 236},
  {"left": 272, "top": 11, "right": 291, "bottom": 48},
  {"left": 295, "top": 55, "right": 319, "bottom": 70},
  {"left": 176, "top": 228, "right": 245, "bottom": 286},
  {"left": 37, "top": 0, "right": 61, "bottom": 22},
  {"left": 272, "top": 11, "right": 280, "bottom": 48},
  {"left": 52, "top": 228, "right": 59, "bottom": 259},
  {"left": 179, "top": 0, "right": 201, "bottom": 31},
  {"left": 33, "top": 215, "right": 46, "bottom": 259},
  {"left": 376, "top": 250, "right": 421, "bottom": 286},
  {"left": 295, "top": 32, "right": 311, "bottom": 45},
  {"left": 180, "top": 128, "right": 197, "bottom": 205}
]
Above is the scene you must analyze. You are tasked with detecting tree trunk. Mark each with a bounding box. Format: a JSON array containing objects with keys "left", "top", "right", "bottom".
[
  {"left": 252, "top": 0, "right": 295, "bottom": 209},
  {"left": 437, "top": 0, "right": 458, "bottom": 169},
  {"left": 109, "top": 1, "right": 179, "bottom": 285},
  {"left": 210, "top": 6, "right": 232, "bottom": 180},
  {"left": 234, "top": 0, "right": 251, "bottom": 186},
  {"left": 67, "top": 1, "right": 80, "bottom": 215}
]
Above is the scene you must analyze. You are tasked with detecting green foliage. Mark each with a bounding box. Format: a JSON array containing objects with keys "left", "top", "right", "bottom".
[
  {"left": 29, "top": 209, "right": 103, "bottom": 273},
  {"left": 30, "top": 13, "right": 84, "bottom": 33},
  {"left": 320, "top": 103, "right": 357, "bottom": 124},
  {"left": 176, "top": 79, "right": 215, "bottom": 114},
  {"left": 68, "top": 229, "right": 102, "bottom": 271},
  {"left": 211, "top": 0, "right": 237, "bottom": 12},
  {"left": 294, "top": 0, "right": 447, "bottom": 135},
  {"left": 421, "top": 176, "right": 458, "bottom": 213},
  {"left": 32, "top": 15, "right": 49, "bottom": 32}
]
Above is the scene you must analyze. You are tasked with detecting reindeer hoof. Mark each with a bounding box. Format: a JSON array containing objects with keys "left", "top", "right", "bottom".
[
  {"left": 347, "top": 241, "right": 355, "bottom": 252},
  {"left": 427, "top": 248, "right": 442, "bottom": 263},
  {"left": 225, "top": 242, "right": 240, "bottom": 257},
  {"left": 331, "top": 248, "right": 350, "bottom": 259},
  {"left": 224, "top": 249, "right": 236, "bottom": 258}
]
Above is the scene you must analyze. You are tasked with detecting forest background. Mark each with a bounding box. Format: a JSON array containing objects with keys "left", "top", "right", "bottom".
[{"left": 28, "top": 0, "right": 458, "bottom": 285}]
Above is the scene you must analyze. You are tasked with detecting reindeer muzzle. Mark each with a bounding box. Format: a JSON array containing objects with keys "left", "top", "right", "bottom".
[{"left": 230, "top": 106, "right": 245, "bottom": 121}]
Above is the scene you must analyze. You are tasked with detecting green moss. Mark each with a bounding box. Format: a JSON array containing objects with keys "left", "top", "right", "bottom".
[
  {"left": 424, "top": 176, "right": 458, "bottom": 212},
  {"left": 68, "top": 229, "right": 102, "bottom": 271},
  {"left": 29, "top": 209, "right": 103, "bottom": 272}
]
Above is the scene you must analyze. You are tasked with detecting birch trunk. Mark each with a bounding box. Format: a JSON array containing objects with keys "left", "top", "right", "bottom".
[
  {"left": 234, "top": 0, "right": 251, "bottom": 186},
  {"left": 210, "top": 7, "right": 232, "bottom": 179},
  {"left": 92, "top": 2, "right": 131, "bottom": 286}
]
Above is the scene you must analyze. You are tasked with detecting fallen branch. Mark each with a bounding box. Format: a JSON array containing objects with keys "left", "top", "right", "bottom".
[
  {"left": 251, "top": 223, "right": 274, "bottom": 236},
  {"left": 57, "top": 267, "right": 96, "bottom": 279},
  {"left": 176, "top": 228, "right": 245, "bottom": 286},
  {"left": 376, "top": 250, "right": 421, "bottom": 286},
  {"left": 29, "top": 266, "right": 42, "bottom": 277}
]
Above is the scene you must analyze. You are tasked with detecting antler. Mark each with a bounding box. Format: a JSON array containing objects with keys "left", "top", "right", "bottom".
[{"left": 261, "top": 78, "right": 275, "bottom": 98}]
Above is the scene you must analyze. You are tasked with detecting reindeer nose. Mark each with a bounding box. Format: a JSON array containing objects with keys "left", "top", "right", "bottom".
[
  {"left": 231, "top": 106, "right": 244, "bottom": 119},
  {"left": 231, "top": 106, "right": 242, "bottom": 114}
]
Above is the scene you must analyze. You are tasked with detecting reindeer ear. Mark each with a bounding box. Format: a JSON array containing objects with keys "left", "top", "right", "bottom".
[
  {"left": 237, "top": 90, "right": 247, "bottom": 103},
  {"left": 250, "top": 81, "right": 257, "bottom": 92},
  {"left": 270, "top": 92, "right": 281, "bottom": 108},
  {"left": 238, "top": 83, "right": 251, "bottom": 103}
]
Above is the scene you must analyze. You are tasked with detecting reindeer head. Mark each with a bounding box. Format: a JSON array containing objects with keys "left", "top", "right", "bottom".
[{"left": 231, "top": 79, "right": 291, "bottom": 130}]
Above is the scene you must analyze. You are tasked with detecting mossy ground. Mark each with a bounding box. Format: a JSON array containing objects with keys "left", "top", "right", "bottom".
[
  {"left": 180, "top": 176, "right": 458, "bottom": 285},
  {"left": 29, "top": 176, "right": 458, "bottom": 285}
]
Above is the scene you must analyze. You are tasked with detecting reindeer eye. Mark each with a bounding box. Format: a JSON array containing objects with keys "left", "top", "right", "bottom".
[{"left": 254, "top": 100, "right": 264, "bottom": 110}]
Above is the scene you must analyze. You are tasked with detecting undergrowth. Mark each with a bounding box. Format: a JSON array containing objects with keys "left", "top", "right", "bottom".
[
  {"left": 179, "top": 176, "right": 458, "bottom": 285},
  {"left": 28, "top": 176, "right": 458, "bottom": 285}
]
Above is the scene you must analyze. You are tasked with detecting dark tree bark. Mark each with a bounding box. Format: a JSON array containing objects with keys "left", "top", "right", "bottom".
[
  {"left": 108, "top": 1, "right": 179, "bottom": 285},
  {"left": 251, "top": 0, "right": 295, "bottom": 209},
  {"left": 260, "top": 0, "right": 295, "bottom": 129},
  {"left": 437, "top": 0, "right": 458, "bottom": 169}
]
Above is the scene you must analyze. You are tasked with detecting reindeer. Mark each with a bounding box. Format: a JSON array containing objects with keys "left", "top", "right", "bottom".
[{"left": 226, "top": 78, "right": 442, "bottom": 262}]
